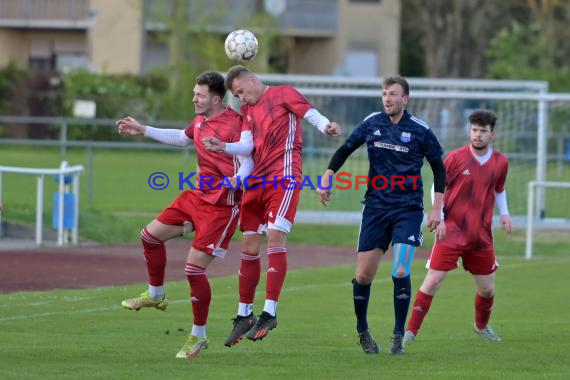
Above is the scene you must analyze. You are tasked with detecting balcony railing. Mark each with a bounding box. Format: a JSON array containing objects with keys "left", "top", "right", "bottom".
[
  {"left": 144, "top": 0, "right": 338, "bottom": 37},
  {"left": 0, "top": 0, "right": 91, "bottom": 29}
]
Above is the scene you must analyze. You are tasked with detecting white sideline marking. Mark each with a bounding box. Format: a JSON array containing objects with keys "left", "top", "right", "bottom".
[
  {"left": 0, "top": 295, "right": 104, "bottom": 308},
  {"left": 0, "top": 279, "right": 368, "bottom": 322},
  {"left": 0, "top": 260, "right": 565, "bottom": 322}
]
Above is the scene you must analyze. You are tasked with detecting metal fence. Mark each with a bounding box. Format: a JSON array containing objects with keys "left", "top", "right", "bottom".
[{"left": 2, "top": 75, "right": 570, "bottom": 226}]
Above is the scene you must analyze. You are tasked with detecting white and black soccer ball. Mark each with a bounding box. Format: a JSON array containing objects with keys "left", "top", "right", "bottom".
[{"left": 224, "top": 29, "right": 259, "bottom": 62}]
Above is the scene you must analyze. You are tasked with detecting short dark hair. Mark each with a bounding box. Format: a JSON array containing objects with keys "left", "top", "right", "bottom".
[
  {"left": 383, "top": 76, "right": 409, "bottom": 96},
  {"left": 225, "top": 65, "right": 252, "bottom": 91},
  {"left": 196, "top": 70, "right": 226, "bottom": 98},
  {"left": 468, "top": 109, "right": 497, "bottom": 131}
]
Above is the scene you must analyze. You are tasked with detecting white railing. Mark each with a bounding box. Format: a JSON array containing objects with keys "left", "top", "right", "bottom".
[
  {"left": 525, "top": 181, "right": 570, "bottom": 259},
  {"left": 0, "top": 161, "right": 83, "bottom": 246}
]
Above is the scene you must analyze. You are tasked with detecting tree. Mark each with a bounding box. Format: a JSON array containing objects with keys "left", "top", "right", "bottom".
[
  {"left": 485, "top": 0, "right": 570, "bottom": 91},
  {"left": 147, "top": 0, "right": 277, "bottom": 120},
  {"left": 400, "top": 0, "right": 528, "bottom": 78}
]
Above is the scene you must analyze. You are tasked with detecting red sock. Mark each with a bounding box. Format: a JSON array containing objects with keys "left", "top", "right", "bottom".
[
  {"left": 475, "top": 293, "right": 494, "bottom": 330},
  {"left": 266, "top": 247, "right": 287, "bottom": 301},
  {"left": 140, "top": 228, "right": 166, "bottom": 286},
  {"left": 239, "top": 252, "right": 261, "bottom": 304},
  {"left": 406, "top": 290, "right": 434, "bottom": 335},
  {"left": 185, "top": 263, "right": 211, "bottom": 326}
]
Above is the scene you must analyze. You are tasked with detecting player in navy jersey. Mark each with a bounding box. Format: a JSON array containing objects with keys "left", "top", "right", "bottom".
[
  {"left": 116, "top": 71, "right": 253, "bottom": 359},
  {"left": 318, "top": 76, "right": 446, "bottom": 355},
  {"left": 404, "top": 109, "right": 512, "bottom": 345}
]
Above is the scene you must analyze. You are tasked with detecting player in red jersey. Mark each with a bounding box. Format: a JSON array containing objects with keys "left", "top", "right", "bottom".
[
  {"left": 116, "top": 71, "right": 253, "bottom": 359},
  {"left": 203, "top": 65, "right": 341, "bottom": 344},
  {"left": 404, "top": 109, "right": 513, "bottom": 344}
]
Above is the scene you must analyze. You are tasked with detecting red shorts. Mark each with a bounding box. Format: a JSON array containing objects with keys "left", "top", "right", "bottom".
[
  {"left": 240, "top": 179, "right": 300, "bottom": 234},
  {"left": 426, "top": 242, "right": 499, "bottom": 275},
  {"left": 157, "top": 190, "right": 239, "bottom": 258}
]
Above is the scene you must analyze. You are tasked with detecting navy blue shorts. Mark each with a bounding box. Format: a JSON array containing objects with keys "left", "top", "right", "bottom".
[{"left": 357, "top": 205, "right": 424, "bottom": 253}]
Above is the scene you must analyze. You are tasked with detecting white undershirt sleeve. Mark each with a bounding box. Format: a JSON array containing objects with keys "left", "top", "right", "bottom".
[
  {"left": 144, "top": 126, "right": 191, "bottom": 147},
  {"left": 303, "top": 108, "right": 330, "bottom": 134},
  {"left": 495, "top": 190, "right": 509, "bottom": 215},
  {"left": 224, "top": 131, "right": 254, "bottom": 155}
]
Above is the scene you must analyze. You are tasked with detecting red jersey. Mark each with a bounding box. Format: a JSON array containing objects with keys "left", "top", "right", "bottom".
[
  {"left": 240, "top": 85, "right": 313, "bottom": 183},
  {"left": 184, "top": 107, "right": 243, "bottom": 206},
  {"left": 440, "top": 145, "right": 509, "bottom": 250}
]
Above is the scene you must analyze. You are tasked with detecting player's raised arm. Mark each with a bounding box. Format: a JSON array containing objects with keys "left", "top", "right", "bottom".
[
  {"left": 317, "top": 119, "right": 367, "bottom": 205},
  {"left": 203, "top": 130, "right": 253, "bottom": 155},
  {"left": 317, "top": 144, "right": 356, "bottom": 206},
  {"left": 303, "top": 108, "right": 342, "bottom": 136},
  {"left": 116, "top": 116, "right": 191, "bottom": 147}
]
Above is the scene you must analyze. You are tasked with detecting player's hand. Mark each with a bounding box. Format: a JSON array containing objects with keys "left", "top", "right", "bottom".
[
  {"left": 116, "top": 116, "right": 145, "bottom": 136},
  {"left": 427, "top": 209, "right": 441, "bottom": 232},
  {"left": 500, "top": 214, "right": 513, "bottom": 233},
  {"left": 317, "top": 188, "right": 332, "bottom": 206},
  {"left": 435, "top": 221, "right": 446, "bottom": 242},
  {"left": 202, "top": 136, "right": 226, "bottom": 152},
  {"left": 325, "top": 122, "right": 341, "bottom": 137},
  {"left": 317, "top": 170, "right": 334, "bottom": 206}
]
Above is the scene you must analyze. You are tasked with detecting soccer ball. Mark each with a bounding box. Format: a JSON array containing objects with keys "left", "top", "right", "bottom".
[{"left": 224, "top": 30, "right": 259, "bottom": 62}]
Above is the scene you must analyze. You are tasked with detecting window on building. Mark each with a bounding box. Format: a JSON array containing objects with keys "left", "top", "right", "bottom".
[
  {"left": 29, "top": 56, "right": 54, "bottom": 72},
  {"left": 345, "top": 49, "right": 377, "bottom": 77},
  {"left": 56, "top": 53, "right": 90, "bottom": 72}
]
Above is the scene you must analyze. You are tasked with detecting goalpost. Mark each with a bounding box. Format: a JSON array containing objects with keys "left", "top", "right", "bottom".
[{"left": 525, "top": 181, "right": 570, "bottom": 259}]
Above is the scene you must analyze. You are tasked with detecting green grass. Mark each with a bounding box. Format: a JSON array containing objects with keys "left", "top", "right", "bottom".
[
  {"left": 2, "top": 146, "right": 570, "bottom": 246},
  {"left": 1, "top": 259, "right": 570, "bottom": 379}
]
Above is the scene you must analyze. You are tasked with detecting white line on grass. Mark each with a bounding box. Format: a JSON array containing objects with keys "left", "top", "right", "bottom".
[
  {"left": 0, "top": 278, "right": 385, "bottom": 322},
  {"left": 0, "top": 260, "right": 565, "bottom": 322}
]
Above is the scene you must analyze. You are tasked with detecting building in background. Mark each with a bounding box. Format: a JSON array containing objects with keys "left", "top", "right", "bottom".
[{"left": 0, "top": 0, "right": 400, "bottom": 76}]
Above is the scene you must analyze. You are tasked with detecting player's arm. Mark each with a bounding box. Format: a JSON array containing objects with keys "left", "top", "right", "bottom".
[
  {"left": 427, "top": 157, "right": 446, "bottom": 232},
  {"left": 495, "top": 189, "right": 513, "bottom": 233},
  {"left": 203, "top": 130, "right": 253, "bottom": 155},
  {"left": 116, "top": 116, "right": 191, "bottom": 147},
  {"left": 318, "top": 120, "right": 367, "bottom": 205},
  {"left": 318, "top": 139, "right": 362, "bottom": 205},
  {"left": 303, "top": 108, "right": 341, "bottom": 136},
  {"left": 281, "top": 86, "right": 341, "bottom": 137},
  {"left": 233, "top": 154, "right": 254, "bottom": 188},
  {"left": 495, "top": 158, "right": 512, "bottom": 233}
]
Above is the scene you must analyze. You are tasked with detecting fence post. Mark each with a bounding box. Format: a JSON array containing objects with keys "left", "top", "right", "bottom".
[
  {"left": 57, "top": 162, "right": 67, "bottom": 246},
  {"left": 87, "top": 144, "right": 94, "bottom": 201},
  {"left": 0, "top": 172, "right": 3, "bottom": 239},
  {"left": 525, "top": 181, "right": 535, "bottom": 260},
  {"left": 36, "top": 175, "right": 45, "bottom": 246},
  {"left": 536, "top": 96, "right": 548, "bottom": 219},
  {"left": 60, "top": 120, "right": 68, "bottom": 156},
  {"left": 72, "top": 173, "right": 80, "bottom": 244}
]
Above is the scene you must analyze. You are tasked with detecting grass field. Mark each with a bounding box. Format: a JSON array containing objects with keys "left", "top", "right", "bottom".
[
  {"left": 2, "top": 146, "right": 570, "bottom": 247},
  {"left": 1, "top": 258, "right": 570, "bottom": 379}
]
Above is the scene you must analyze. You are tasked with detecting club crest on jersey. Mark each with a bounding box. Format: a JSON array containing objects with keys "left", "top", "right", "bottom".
[{"left": 400, "top": 132, "right": 411, "bottom": 143}]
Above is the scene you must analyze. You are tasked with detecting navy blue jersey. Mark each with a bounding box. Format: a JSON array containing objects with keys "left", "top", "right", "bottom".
[{"left": 345, "top": 110, "right": 443, "bottom": 209}]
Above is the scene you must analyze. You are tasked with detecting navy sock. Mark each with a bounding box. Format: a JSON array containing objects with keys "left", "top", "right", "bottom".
[
  {"left": 392, "top": 275, "right": 411, "bottom": 335},
  {"left": 352, "top": 278, "right": 371, "bottom": 333}
]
